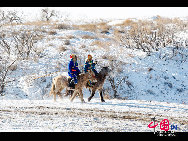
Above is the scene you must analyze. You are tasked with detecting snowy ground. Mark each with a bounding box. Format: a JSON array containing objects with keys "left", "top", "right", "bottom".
[
  {"left": 0, "top": 97, "right": 188, "bottom": 132},
  {"left": 1, "top": 17, "right": 188, "bottom": 132}
]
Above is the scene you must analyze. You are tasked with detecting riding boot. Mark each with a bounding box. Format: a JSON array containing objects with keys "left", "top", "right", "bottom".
[
  {"left": 88, "top": 80, "right": 93, "bottom": 87},
  {"left": 69, "top": 78, "right": 75, "bottom": 89},
  {"left": 74, "top": 77, "right": 78, "bottom": 84}
]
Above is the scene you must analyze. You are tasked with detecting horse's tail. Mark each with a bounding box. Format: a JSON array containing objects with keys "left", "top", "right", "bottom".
[{"left": 49, "top": 80, "right": 55, "bottom": 96}]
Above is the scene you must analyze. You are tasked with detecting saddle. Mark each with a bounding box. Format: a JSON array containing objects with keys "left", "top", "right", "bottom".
[{"left": 87, "top": 70, "right": 97, "bottom": 87}]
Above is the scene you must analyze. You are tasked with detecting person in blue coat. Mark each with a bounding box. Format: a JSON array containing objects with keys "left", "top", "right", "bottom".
[
  {"left": 68, "top": 54, "right": 80, "bottom": 84},
  {"left": 84, "top": 54, "right": 98, "bottom": 77}
]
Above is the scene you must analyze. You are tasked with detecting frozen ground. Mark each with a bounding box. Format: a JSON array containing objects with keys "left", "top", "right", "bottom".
[{"left": 0, "top": 98, "right": 188, "bottom": 132}]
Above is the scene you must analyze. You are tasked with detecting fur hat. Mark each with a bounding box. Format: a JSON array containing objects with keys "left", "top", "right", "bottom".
[
  {"left": 70, "top": 54, "right": 76, "bottom": 59},
  {"left": 88, "top": 54, "right": 92, "bottom": 59}
]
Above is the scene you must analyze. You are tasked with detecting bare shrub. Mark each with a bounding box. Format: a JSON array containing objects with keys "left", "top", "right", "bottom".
[
  {"left": 101, "top": 30, "right": 110, "bottom": 34},
  {"left": 41, "top": 8, "right": 56, "bottom": 22},
  {"left": 107, "top": 59, "right": 128, "bottom": 98},
  {"left": 103, "top": 92, "right": 111, "bottom": 100},
  {"left": 64, "top": 39, "right": 70, "bottom": 45},
  {"left": 0, "top": 9, "right": 22, "bottom": 26},
  {"left": 0, "top": 38, "right": 11, "bottom": 55},
  {"left": 0, "top": 30, "right": 42, "bottom": 60},
  {"left": 80, "top": 44, "right": 86, "bottom": 49},
  {"left": 0, "top": 59, "right": 16, "bottom": 95},
  {"left": 66, "top": 35, "right": 75, "bottom": 39},
  {"left": 97, "top": 22, "right": 111, "bottom": 34},
  {"left": 102, "top": 54, "right": 108, "bottom": 60},
  {"left": 148, "top": 67, "right": 153, "bottom": 72},
  {"left": 81, "top": 35, "right": 96, "bottom": 39},
  {"left": 58, "top": 45, "right": 67, "bottom": 52},
  {"left": 12, "top": 31, "right": 40, "bottom": 60},
  {"left": 112, "top": 16, "right": 188, "bottom": 54},
  {"left": 48, "top": 31, "right": 57, "bottom": 35},
  {"left": 74, "top": 23, "right": 97, "bottom": 32},
  {"left": 115, "top": 19, "right": 135, "bottom": 27},
  {"left": 56, "top": 23, "right": 71, "bottom": 30},
  {"left": 8, "top": 64, "right": 17, "bottom": 71},
  {"left": 91, "top": 40, "right": 111, "bottom": 49},
  {"left": 22, "top": 21, "right": 51, "bottom": 27}
]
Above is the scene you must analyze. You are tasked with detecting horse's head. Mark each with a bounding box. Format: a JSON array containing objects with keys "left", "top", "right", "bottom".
[{"left": 101, "top": 66, "right": 111, "bottom": 75}]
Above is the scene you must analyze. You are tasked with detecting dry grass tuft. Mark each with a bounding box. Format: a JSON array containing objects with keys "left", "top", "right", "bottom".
[
  {"left": 21, "top": 21, "right": 52, "bottom": 26},
  {"left": 58, "top": 45, "right": 67, "bottom": 52},
  {"left": 48, "top": 31, "right": 57, "bottom": 35},
  {"left": 74, "top": 24, "right": 97, "bottom": 32},
  {"left": 91, "top": 40, "right": 111, "bottom": 48},
  {"left": 81, "top": 35, "right": 96, "bottom": 39},
  {"left": 64, "top": 40, "right": 70, "bottom": 45},
  {"left": 55, "top": 23, "right": 71, "bottom": 30}
]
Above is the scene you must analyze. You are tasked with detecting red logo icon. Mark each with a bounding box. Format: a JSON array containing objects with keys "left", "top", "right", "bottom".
[
  {"left": 148, "top": 121, "right": 158, "bottom": 129},
  {"left": 160, "top": 119, "right": 169, "bottom": 131}
]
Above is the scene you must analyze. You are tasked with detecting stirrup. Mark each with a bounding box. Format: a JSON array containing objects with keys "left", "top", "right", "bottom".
[{"left": 88, "top": 80, "right": 93, "bottom": 87}]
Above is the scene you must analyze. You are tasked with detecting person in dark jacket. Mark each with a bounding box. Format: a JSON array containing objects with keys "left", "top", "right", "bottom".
[
  {"left": 68, "top": 54, "right": 80, "bottom": 84},
  {"left": 84, "top": 54, "right": 98, "bottom": 77}
]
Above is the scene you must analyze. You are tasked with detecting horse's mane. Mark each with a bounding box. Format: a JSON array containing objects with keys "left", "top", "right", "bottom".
[{"left": 97, "top": 67, "right": 109, "bottom": 81}]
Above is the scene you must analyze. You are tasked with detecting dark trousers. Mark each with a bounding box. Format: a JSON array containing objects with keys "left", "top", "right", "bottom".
[
  {"left": 68, "top": 72, "right": 78, "bottom": 84},
  {"left": 92, "top": 69, "right": 98, "bottom": 76}
]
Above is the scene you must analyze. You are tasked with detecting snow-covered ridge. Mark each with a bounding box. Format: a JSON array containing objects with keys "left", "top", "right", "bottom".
[
  {"left": 0, "top": 19, "right": 188, "bottom": 105},
  {"left": 0, "top": 15, "right": 188, "bottom": 132}
]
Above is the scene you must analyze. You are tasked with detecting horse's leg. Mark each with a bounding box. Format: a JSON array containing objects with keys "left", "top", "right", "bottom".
[
  {"left": 57, "top": 92, "right": 62, "bottom": 100},
  {"left": 70, "top": 90, "right": 74, "bottom": 97},
  {"left": 89, "top": 88, "right": 92, "bottom": 94},
  {"left": 79, "top": 89, "right": 85, "bottom": 103},
  {"left": 57, "top": 87, "right": 64, "bottom": 100},
  {"left": 64, "top": 89, "right": 69, "bottom": 97},
  {"left": 49, "top": 82, "right": 55, "bottom": 96},
  {"left": 88, "top": 88, "right": 96, "bottom": 102},
  {"left": 70, "top": 90, "right": 78, "bottom": 102},
  {"left": 99, "top": 88, "right": 105, "bottom": 102},
  {"left": 53, "top": 93, "right": 56, "bottom": 102},
  {"left": 53, "top": 82, "right": 60, "bottom": 102}
]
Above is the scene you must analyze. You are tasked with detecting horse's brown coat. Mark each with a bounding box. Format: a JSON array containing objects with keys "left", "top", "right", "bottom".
[
  {"left": 49, "top": 71, "right": 95, "bottom": 102},
  {"left": 87, "top": 67, "right": 110, "bottom": 102}
]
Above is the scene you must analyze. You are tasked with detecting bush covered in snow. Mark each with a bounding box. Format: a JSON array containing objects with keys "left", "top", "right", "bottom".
[{"left": 0, "top": 10, "right": 188, "bottom": 105}]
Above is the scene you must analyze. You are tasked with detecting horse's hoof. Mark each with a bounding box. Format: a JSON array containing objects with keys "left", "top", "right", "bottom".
[
  {"left": 88, "top": 98, "right": 91, "bottom": 102},
  {"left": 101, "top": 99, "right": 105, "bottom": 102}
]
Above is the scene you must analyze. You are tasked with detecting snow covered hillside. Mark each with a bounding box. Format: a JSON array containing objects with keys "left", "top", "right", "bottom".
[
  {"left": 0, "top": 13, "right": 188, "bottom": 132},
  {"left": 0, "top": 20, "right": 188, "bottom": 104}
]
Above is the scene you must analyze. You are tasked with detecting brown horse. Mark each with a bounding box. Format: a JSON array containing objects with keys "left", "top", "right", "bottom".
[
  {"left": 49, "top": 71, "right": 95, "bottom": 102},
  {"left": 69, "top": 71, "right": 96, "bottom": 103},
  {"left": 86, "top": 67, "right": 110, "bottom": 102}
]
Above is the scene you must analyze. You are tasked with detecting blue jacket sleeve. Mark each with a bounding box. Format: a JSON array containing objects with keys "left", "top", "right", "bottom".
[
  {"left": 75, "top": 62, "right": 80, "bottom": 73},
  {"left": 84, "top": 61, "right": 89, "bottom": 73},
  {"left": 68, "top": 61, "right": 73, "bottom": 73},
  {"left": 91, "top": 61, "right": 95, "bottom": 69}
]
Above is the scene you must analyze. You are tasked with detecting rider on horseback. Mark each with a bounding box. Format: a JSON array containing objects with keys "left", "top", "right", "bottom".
[
  {"left": 68, "top": 54, "right": 80, "bottom": 84},
  {"left": 84, "top": 54, "right": 98, "bottom": 77},
  {"left": 84, "top": 54, "right": 98, "bottom": 87}
]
